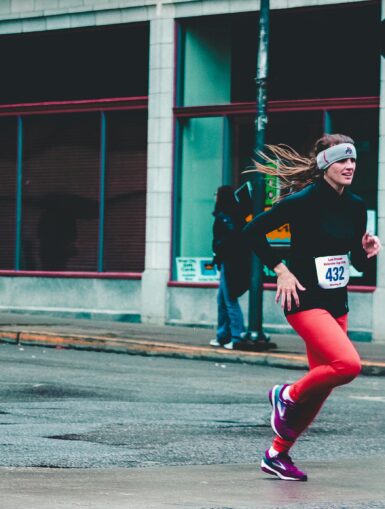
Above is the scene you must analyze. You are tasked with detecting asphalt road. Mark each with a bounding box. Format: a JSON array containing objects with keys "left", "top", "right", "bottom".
[{"left": 0, "top": 343, "right": 384, "bottom": 508}]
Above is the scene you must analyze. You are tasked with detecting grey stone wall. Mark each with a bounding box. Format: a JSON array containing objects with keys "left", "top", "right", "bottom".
[
  {"left": 167, "top": 286, "right": 373, "bottom": 339},
  {"left": 0, "top": 277, "right": 142, "bottom": 321},
  {"left": 0, "top": 1, "right": 365, "bottom": 34}
]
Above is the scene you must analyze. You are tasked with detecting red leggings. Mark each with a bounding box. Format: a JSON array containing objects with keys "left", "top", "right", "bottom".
[{"left": 272, "top": 308, "right": 361, "bottom": 452}]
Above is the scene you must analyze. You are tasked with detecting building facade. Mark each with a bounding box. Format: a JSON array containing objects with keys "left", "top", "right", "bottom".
[{"left": 0, "top": 0, "right": 384, "bottom": 340}]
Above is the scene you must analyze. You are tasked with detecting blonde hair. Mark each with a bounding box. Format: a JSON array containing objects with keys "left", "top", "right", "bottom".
[{"left": 244, "top": 134, "right": 355, "bottom": 202}]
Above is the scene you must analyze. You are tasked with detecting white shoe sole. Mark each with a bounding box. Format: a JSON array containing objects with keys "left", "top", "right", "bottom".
[{"left": 260, "top": 459, "right": 303, "bottom": 481}]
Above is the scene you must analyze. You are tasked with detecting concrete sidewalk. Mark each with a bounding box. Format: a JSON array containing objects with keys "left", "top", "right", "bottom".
[
  {"left": 1, "top": 459, "right": 385, "bottom": 509},
  {"left": 0, "top": 311, "right": 384, "bottom": 375}
]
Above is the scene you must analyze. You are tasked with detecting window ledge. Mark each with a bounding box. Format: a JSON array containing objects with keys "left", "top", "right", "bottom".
[
  {"left": 0, "top": 271, "right": 142, "bottom": 280},
  {"left": 168, "top": 281, "right": 376, "bottom": 292}
]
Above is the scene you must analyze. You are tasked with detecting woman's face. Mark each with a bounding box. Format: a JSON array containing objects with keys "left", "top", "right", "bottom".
[{"left": 324, "top": 157, "right": 356, "bottom": 193}]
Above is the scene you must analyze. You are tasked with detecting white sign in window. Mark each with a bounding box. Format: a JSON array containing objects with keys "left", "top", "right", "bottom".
[{"left": 176, "top": 257, "right": 219, "bottom": 282}]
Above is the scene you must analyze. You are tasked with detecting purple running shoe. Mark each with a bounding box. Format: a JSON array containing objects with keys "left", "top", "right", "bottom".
[
  {"left": 269, "top": 384, "right": 298, "bottom": 441},
  {"left": 261, "top": 449, "right": 307, "bottom": 481}
]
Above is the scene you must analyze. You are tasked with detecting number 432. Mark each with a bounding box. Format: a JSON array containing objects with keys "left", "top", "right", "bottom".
[{"left": 325, "top": 266, "right": 345, "bottom": 282}]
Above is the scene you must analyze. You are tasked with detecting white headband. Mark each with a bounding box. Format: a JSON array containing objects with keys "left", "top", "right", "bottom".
[{"left": 316, "top": 143, "right": 357, "bottom": 171}]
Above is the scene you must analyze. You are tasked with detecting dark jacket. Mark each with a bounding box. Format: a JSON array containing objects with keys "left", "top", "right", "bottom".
[
  {"left": 213, "top": 211, "right": 251, "bottom": 299},
  {"left": 244, "top": 177, "right": 371, "bottom": 317}
]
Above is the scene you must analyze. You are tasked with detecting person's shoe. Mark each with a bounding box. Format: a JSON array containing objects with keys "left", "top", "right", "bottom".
[
  {"left": 269, "top": 384, "right": 298, "bottom": 441},
  {"left": 224, "top": 338, "right": 270, "bottom": 352},
  {"left": 223, "top": 338, "right": 242, "bottom": 350},
  {"left": 209, "top": 338, "right": 231, "bottom": 347},
  {"left": 261, "top": 449, "right": 307, "bottom": 481}
]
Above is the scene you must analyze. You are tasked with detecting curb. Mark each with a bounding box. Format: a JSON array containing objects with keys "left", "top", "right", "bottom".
[{"left": 1, "top": 330, "right": 385, "bottom": 376}]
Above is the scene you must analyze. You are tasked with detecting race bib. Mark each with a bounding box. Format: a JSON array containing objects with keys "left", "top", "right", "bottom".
[{"left": 314, "top": 254, "right": 350, "bottom": 289}]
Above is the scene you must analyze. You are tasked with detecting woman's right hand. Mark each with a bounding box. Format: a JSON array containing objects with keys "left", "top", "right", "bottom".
[{"left": 274, "top": 263, "right": 306, "bottom": 312}]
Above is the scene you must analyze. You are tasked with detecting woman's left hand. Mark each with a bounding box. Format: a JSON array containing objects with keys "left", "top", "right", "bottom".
[{"left": 362, "top": 232, "right": 382, "bottom": 258}]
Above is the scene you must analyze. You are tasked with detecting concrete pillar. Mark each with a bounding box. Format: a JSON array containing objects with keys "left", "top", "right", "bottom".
[
  {"left": 372, "top": 0, "right": 385, "bottom": 341},
  {"left": 141, "top": 9, "right": 174, "bottom": 324}
]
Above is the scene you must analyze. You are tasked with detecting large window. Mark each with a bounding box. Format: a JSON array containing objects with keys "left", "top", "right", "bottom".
[
  {"left": 0, "top": 22, "right": 149, "bottom": 276},
  {"left": 0, "top": 106, "right": 148, "bottom": 274},
  {"left": 175, "top": 117, "right": 224, "bottom": 260},
  {"left": 180, "top": 21, "right": 231, "bottom": 106},
  {"left": 104, "top": 111, "right": 147, "bottom": 273},
  {"left": 173, "top": 3, "right": 381, "bottom": 286},
  {"left": 21, "top": 113, "right": 100, "bottom": 271}
]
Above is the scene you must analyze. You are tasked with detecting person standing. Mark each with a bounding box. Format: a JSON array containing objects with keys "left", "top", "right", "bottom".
[
  {"left": 210, "top": 185, "right": 251, "bottom": 350},
  {"left": 243, "top": 134, "right": 382, "bottom": 481}
]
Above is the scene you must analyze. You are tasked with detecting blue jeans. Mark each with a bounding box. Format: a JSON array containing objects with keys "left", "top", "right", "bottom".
[{"left": 217, "top": 264, "right": 245, "bottom": 343}]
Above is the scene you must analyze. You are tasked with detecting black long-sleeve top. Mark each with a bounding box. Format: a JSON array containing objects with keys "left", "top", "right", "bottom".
[{"left": 244, "top": 177, "right": 370, "bottom": 317}]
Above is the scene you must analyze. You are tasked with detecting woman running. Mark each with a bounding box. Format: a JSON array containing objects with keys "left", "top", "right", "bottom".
[{"left": 244, "top": 133, "right": 382, "bottom": 481}]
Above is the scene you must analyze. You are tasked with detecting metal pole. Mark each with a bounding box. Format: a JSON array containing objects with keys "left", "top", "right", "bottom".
[{"left": 247, "top": 0, "right": 270, "bottom": 342}]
